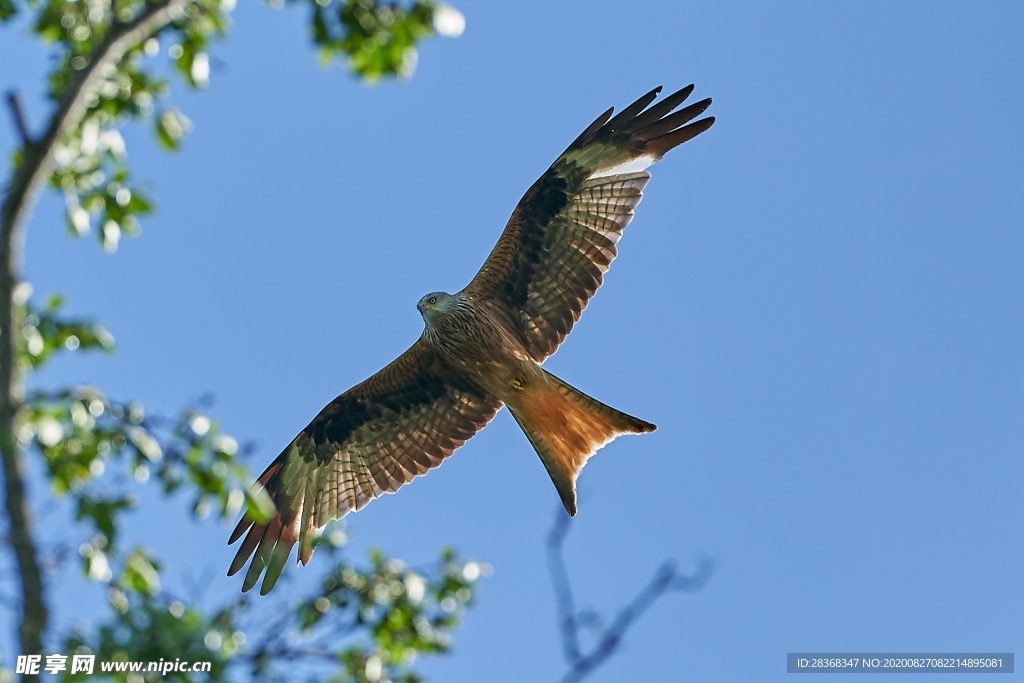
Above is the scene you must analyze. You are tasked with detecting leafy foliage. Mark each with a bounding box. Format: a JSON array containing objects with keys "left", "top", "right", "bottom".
[
  {"left": 2, "top": 0, "right": 474, "bottom": 680},
  {"left": 55, "top": 534, "right": 485, "bottom": 682},
  {"left": 21, "top": 294, "right": 115, "bottom": 370},
  {"left": 26, "top": 0, "right": 230, "bottom": 251},
  {"left": 62, "top": 588, "right": 240, "bottom": 682},
  {"left": 23, "top": 384, "right": 248, "bottom": 523},
  {"left": 248, "top": 541, "right": 486, "bottom": 682},
  {"left": 305, "top": 0, "right": 462, "bottom": 80}
]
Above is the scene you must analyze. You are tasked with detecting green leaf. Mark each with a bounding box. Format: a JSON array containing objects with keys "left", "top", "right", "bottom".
[
  {"left": 155, "top": 108, "right": 192, "bottom": 151},
  {"left": 122, "top": 548, "right": 161, "bottom": 595},
  {"left": 76, "top": 494, "right": 134, "bottom": 547},
  {"left": 20, "top": 295, "right": 115, "bottom": 369},
  {"left": 0, "top": 0, "right": 16, "bottom": 22}
]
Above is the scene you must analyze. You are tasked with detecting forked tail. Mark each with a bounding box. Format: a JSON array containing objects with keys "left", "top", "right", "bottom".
[{"left": 506, "top": 370, "right": 655, "bottom": 515}]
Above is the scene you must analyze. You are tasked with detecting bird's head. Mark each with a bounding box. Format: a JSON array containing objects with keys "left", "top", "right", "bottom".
[{"left": 417, "top": 291, "right": 455, "bottom": 324}]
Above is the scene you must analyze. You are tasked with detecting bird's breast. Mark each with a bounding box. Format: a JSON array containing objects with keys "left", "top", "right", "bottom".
[{"left": 424, "top": 300, "right": 535, "bottom": 396}]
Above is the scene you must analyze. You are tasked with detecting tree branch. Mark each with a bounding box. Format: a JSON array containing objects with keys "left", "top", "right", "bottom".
[
  {"left": 546, "top": 509, "right": 714, "bottom": 683},
  {"left": 0, "top": 0, "right": 189, "bottom": 670}
]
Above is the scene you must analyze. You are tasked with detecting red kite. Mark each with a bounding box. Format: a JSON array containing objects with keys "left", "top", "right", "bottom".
[{"left": 229, "top": 85, "right": 714, "bottom": 593}]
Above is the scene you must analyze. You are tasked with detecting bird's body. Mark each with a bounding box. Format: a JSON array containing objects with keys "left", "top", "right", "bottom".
[
  {"left": 418, "top": 289, "right": 655, "bottom": 506},
  {"left": 418, "top": 291, "right": 529, "bottom": 391},
  {"left": 229, "top": 85, "right": 715, "bottom": 594}
]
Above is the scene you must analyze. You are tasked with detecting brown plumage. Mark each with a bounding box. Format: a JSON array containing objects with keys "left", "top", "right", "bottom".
[{"left": 229, "top": 85, "right": 714, "bottom": 593}]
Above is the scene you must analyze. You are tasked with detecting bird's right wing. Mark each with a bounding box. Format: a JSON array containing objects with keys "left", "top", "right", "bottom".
[
  {"left": 464, "top": 85, "right": 714, "bottom": 362},
  {"left": 228, "top": 338, "right": 502, "bottom": 594}
]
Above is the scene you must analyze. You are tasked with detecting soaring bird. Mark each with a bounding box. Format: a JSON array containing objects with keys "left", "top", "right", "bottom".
[{"left": 229, "top": 85, "right": 714, "bottom": 594}]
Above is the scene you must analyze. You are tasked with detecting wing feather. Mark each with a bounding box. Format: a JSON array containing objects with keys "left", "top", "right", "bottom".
[
  {"left": 464, "top": 85, "right": 714, "bottom": 361},
  {"left": 228, "top": 339, "right": 502, "bottom": 594}
]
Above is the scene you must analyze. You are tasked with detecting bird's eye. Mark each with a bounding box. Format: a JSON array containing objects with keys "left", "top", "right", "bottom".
[{"left": 428, "top": 296, "right": 437, "bottom": 305}]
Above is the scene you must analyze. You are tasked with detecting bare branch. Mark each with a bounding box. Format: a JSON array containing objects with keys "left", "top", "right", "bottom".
[
  {"left": 546, "top": 508, "right": 714, "bottom": 683},
  {"left": 0, "top": 0, "right": 190, "bottom": 669},
  {"left": 546, "top": 512, "right": 582, "bottom": 663},
  {"left": 4, "top": 91, "right": 30, "bottom": 146}
]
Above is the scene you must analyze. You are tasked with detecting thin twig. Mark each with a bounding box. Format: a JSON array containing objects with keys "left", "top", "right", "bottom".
[
  {"left": 547, "top": 512, "right": 581, "bottom": 663},
  {"left": 4, "top": 91, "right": 31, "bottom": 146},
  {"left": 546, "top": 507, "right": 714, "bottom": 683}
]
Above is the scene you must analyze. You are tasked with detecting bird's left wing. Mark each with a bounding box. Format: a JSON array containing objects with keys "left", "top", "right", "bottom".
[
  {"left": 228, "top": 338, "right": 502, "bottom": 594},
  {"left": 464, "top": 85, "right": 714, "bottom": 362}
]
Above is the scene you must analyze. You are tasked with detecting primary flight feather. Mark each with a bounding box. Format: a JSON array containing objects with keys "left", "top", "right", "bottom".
[{"left": 229, "top": 85, "right": 715, "bottom": 594}]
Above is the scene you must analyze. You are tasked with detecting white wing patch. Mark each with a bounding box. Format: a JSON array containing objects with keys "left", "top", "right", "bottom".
[{"left": 589, "top": 153, "right": 658, "bottom": 179}]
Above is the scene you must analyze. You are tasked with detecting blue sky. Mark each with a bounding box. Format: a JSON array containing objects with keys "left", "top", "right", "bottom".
[{"left": 2, "top": 1, "right": 1023, "bottom": 681}]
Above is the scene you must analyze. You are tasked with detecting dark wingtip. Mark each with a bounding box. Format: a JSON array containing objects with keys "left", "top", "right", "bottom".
[
  {"left": 565, "top": 105, "right": 616, "bottom": 152},
  {"left": 228, "top": 517, "right": 251, "bottom": 545},
  {"left": 259, "top": 544, "right": 292, "bottom": 595},
  {"left": 607, "top": 87, "right": 664, "bottom": 130},
  {"left": 227, "top": 548, "right": 248, "bottom": 577},
  {"left": 690, "top": 98, "right": 713, "bottom": 117},
  {"left": 241, "top": 573, "right": 259, "bottom": 593},
  {"left": 661, "top": 83, "right": 694, "bottom": 109},
  {"left": 647, "top": 115, "right": 716, "bottom": 156}
]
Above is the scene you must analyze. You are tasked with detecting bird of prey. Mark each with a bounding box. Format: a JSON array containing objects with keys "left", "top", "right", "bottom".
[{"left": 229, "top": 85, "right": 714, "bottom": 594}]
